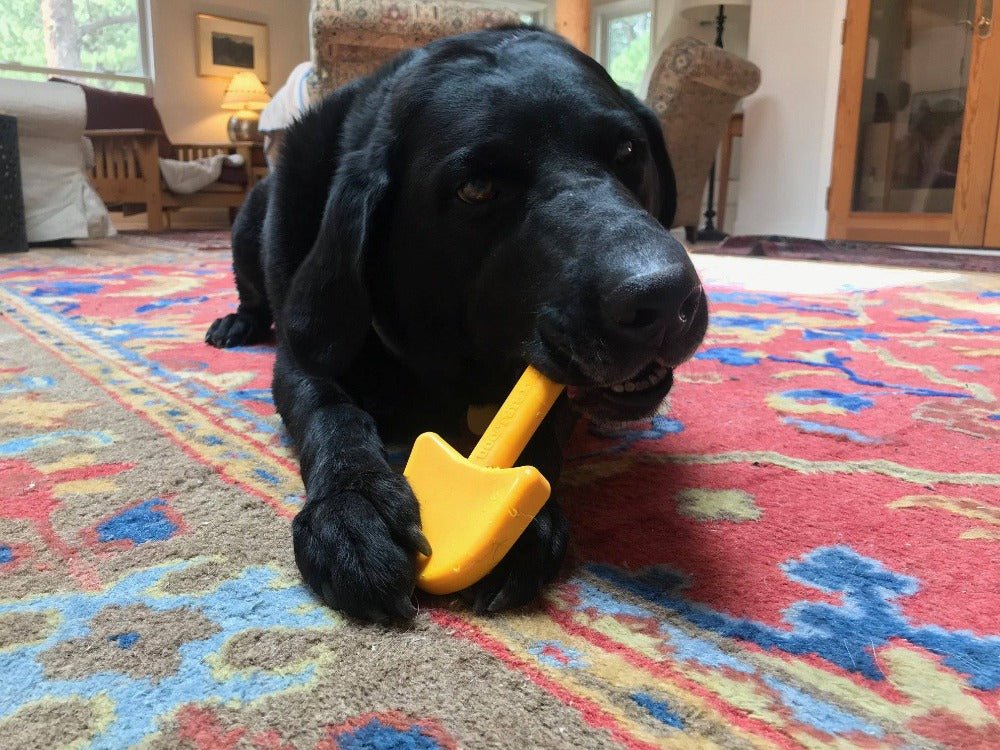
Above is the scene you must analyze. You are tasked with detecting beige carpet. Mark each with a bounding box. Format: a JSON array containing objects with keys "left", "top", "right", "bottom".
[{"left": 1, "top": 235, "right": 998, "bottom": 749}]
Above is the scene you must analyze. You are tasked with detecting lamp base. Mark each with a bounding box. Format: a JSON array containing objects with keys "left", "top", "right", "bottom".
[
  {"left": 696, "top": 226, "right": 728, "bottom": 244},
  {"left": 227, "top": 111, "right": 262, "bottom": 143}
]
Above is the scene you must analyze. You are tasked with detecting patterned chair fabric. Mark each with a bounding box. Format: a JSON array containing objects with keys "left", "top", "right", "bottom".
[
  {"left": 308, "top": 0, "right": 520, "bottom": 101},
  {"left": 645, "top": 37, "right": 761, "bottom": 230}
]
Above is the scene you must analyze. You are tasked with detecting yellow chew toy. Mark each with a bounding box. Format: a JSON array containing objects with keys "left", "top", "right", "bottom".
[{"left": 403, "top": 366, "right": 564, "bottom": 595}]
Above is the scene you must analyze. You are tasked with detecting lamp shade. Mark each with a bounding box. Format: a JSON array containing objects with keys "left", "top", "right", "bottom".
[
  {"left": 681, "top": 0, "right": 751, "bottom": 23},
  {"left": 221, "top": 71, "right": 271, "bottom": 112}
]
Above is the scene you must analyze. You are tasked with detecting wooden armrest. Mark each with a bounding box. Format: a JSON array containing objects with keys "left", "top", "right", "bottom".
[
  {"left": 171, "top": 141, "right": 239, "bottom": 149},
  {"left": 85, "top": 128, "right": 162, "bottom": 138}
]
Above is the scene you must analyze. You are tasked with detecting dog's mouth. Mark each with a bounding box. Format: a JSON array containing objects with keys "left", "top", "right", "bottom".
[
  {"left": 528, "top": 293, "right": 708, "bottom": 423},
  {"left": 603, "top": 356, "right": 673, "bottom": 394},
  {"left": 565, "top": 358, "right": 676, "bottom": 423}
]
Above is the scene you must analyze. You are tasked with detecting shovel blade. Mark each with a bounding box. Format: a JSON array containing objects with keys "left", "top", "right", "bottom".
[{"left": 403, "top": 432, "right": 551, "bottom": 595}]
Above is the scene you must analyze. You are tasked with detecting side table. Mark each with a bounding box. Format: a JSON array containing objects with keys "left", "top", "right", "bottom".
[{"left": 716, "top": 112, "right": 743, "bottom": 234}]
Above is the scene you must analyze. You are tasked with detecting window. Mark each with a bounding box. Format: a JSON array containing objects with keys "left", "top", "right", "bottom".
[
  {"left": 0, "top": 0, "right": 152, "bottom": 93},
  {"left": 597, "top": 2, "right": 652, "bottom": 95}
]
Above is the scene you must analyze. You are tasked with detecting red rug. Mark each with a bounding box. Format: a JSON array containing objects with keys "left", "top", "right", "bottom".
[{"left": 0, "top": 244, "right": 997, "bottom": 748}]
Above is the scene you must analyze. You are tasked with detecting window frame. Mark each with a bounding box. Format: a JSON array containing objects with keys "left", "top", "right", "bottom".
[{"left": 0, "top": 0, "right": 154, "bottom": 94}]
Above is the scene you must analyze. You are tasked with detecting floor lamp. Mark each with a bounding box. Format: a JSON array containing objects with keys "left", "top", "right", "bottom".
[{"left": 681, "top": 0, "right": 751, "bottom": 242}]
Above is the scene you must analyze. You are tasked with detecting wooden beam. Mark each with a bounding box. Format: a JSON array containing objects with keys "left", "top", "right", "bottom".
[{"left": 554, "top": 0, "right": 591, "bottom": 55}]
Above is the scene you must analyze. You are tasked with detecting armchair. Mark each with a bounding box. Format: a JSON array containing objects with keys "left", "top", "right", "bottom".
[
  {"left": 645, "top": 37, "right": 760, "bottom": 237},
  {"left": 254, "top": 0, "right": 518, "bottom": 171},
  {"left": 307, "top": 0, "right": 520, "bottom": 101}
]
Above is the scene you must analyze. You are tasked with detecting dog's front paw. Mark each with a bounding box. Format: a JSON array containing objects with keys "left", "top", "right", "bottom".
[
  {"left": 205, "top": 312, "right": 270, "bottom": 348},
  {"left": 464, "top": 500, "right": 569, "bottom": 614},
  {"left": 292, "top": 472, "right": 430, "bottom": 623}
]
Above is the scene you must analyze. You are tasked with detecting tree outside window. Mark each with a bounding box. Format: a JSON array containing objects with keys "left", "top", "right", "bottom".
[
  {"left": 606, "top": 11, "right": 651, "bottom": 95},
  {"left": 0, "top": 0, "right": 149, "bottom": 93}
]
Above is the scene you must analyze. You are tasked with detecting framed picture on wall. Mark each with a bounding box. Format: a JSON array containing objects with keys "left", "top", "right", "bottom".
[{"left": 195, "top": 14, "right": 269, "bottom": 83}]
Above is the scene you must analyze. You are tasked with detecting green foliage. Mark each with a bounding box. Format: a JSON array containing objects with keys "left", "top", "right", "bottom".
[
  {"left": 609, "top": 29, "right": 650, "bottom": 94},
  {"left": 0, "top": 0, "right": 46, "bottom": 67},
  {"left": 607, "top": 11, "right": 651, "bottom": 94},
  {"left": 0, "top": 0, "right": 142, "bottom": 79},
  {"left": 78, "top": 0, "right": 142, "bottom": 75}
]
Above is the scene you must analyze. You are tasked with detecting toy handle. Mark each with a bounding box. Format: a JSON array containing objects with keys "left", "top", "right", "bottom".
[{"left": 468, "top": 366, "right": 564, "bottom": 468}]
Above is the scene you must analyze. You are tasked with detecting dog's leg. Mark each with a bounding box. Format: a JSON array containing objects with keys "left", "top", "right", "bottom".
[
  {"left": 206, "top": 181, "right": 273, "bottom": 348},
  {"left": 462, "top": 410, "right": 571, "bottom": 613},
  {"left": 274, "top": 344, "right": 429, "bottom": 622}
]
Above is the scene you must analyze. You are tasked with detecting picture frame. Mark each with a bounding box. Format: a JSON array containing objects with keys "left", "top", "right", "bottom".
[{"left": 195, "top": 13, "right": 269, "bottom": 83}]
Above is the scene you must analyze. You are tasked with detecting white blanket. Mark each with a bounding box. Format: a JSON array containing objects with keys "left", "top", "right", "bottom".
[{"left": 158, "top": 153, "right": 244, "bottom": 195}]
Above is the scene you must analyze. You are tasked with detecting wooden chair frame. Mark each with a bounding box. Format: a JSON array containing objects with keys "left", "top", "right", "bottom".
[{"left": 85, "top": 129, "right": 254, "bottom": 231}]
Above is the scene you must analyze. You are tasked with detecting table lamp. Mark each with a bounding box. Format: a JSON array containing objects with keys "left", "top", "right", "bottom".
[
  {"left": 221, "top": 71, "right": 271, "bottom": 143},
  {"left": 680, "top": 0, "right": 751, "bottom": 48}
]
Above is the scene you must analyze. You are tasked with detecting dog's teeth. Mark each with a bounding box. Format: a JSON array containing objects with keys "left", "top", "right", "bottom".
[
  {"left": 611, "top": 383, "right": 625, "bottom": 393},
  {"left": 624, "top": 381, "right": 636, "bottom": 392}
]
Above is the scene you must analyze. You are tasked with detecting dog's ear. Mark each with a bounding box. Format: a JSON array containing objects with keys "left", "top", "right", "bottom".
[
  {"left": 282, "top": 136, "right": 391, "bottom": 376},
  {"left": 620, "top": 89, "right": 678, "bottom": 228}
]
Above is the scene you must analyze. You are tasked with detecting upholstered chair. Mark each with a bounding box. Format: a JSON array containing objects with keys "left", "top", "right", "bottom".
[
  {"left": 645, "top": 36, "right": 761, "bottom": 235},
  {"left": 307, "top": 0, "right": 520, "bottom": 102}
]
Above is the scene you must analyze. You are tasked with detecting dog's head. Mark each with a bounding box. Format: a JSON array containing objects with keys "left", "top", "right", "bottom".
[{"left": 291, "top": 27, "right": 707, "bottom": 422}]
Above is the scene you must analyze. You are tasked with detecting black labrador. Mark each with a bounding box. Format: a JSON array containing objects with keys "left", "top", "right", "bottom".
[{"left": 205, "top": 26, "right": 708, "bottom": 622}]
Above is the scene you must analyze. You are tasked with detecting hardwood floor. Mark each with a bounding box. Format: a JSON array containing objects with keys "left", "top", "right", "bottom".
[{"left": 111, "top": 207, "right": 232, "bottom": 232}]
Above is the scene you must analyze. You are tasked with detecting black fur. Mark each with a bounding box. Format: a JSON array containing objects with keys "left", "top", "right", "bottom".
[{"left": 206, "top": 27, "right": 707, "bottom": 622}]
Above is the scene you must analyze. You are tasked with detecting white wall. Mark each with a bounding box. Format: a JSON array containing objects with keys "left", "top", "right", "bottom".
[
  {"left": 149, "top": 0, "right": 310, "bottom": 142},
  {"left": 652, "top": 0, "right": 749, "bottom": 59},
  {"left": 734, "top": 0, "right": 847, "bottom": 239}
]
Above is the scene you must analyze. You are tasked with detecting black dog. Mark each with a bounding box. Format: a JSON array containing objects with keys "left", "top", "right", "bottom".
[{"left": 206, "top": 27, "right": 707, "bottom": 622}]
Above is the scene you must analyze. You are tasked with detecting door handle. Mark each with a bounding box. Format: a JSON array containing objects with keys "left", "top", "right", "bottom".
[{"left": 978, "top": 0, "right": 993, "bottom": 37}]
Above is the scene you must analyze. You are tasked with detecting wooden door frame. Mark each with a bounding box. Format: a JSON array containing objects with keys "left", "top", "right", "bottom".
[
  {"left": 827, "top": 0, "right": 1000, "bottom": 247},
  {"left": 554, "top": 0, "right": 591, "bottom": 54},
  {"left": 986, "top": 87, "right": 1000, "bottom": 247}
]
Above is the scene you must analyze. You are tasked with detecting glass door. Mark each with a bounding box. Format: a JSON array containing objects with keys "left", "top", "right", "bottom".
[{"left": 828, "top": 0, "right": 1000, "bottom": 247}]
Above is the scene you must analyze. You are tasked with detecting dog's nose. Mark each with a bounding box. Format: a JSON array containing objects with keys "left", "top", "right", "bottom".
[{"left": 601, "top": 269, "right": 702, "bottom": 342}]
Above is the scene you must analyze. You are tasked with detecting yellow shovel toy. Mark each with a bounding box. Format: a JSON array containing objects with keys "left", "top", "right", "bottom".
[{"left": 403, "top": 366, "right": 564, "bottom": 595}]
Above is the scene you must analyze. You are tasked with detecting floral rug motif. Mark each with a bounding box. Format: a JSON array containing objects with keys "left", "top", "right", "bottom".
[{"left": 1, "top": 241, "right": 998, "bottom": 749}]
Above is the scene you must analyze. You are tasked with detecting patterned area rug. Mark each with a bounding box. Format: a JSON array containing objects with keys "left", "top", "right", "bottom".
[
  {"left": 1, "top": 241, "right": 998, "bottom": 749},
  {"left": 116, "top": 230, "right": 233, "bottom": 252}
]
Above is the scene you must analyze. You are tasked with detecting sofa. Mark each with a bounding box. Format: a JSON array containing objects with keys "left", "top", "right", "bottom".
[{"left": 0, "top": 77, "right": 114, "bottom": 244}]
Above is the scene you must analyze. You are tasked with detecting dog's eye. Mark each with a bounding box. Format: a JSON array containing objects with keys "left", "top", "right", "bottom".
[
  {"left": 615, "top": 140, "right": 635, "bottom": 163},
  {"left": 457, "top": 178, "right": 497, "bottom": 204}
]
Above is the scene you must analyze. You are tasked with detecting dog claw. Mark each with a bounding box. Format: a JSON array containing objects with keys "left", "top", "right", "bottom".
[
  {"left": 405, "top": 525, "right": 432, "bottom": 556},
  {"left": 486, "top": 591, "right": 510, "bottom": 613},
  {"left": 485, "top": 579, "right": 537, "bottom": 613},
  {"left": 472, "top": 587, "right": 495, "bottom": 615},
  {"left": 394, "top": 596, "right": 418, "bottom": 620}
]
